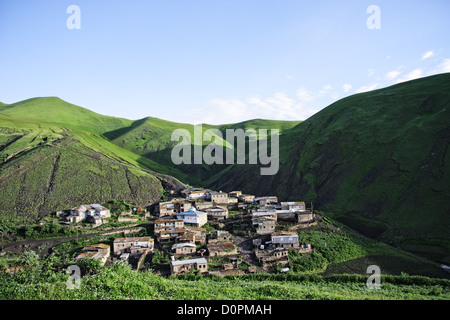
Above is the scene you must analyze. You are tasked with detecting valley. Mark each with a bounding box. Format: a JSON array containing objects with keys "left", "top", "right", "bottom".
[{"left": 0, "top": 73, "right": 449, "bottom": 300}]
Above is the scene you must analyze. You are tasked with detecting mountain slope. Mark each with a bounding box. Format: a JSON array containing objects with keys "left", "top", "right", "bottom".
[
  {"left": 207, "top": 73, "right": 450, "bottom": 264},
  {"left": 0, "top": 97, "right": 133, "bottom": 134},
  {"left": 0, "top": 113, "right": 184, "bottom": 224}
]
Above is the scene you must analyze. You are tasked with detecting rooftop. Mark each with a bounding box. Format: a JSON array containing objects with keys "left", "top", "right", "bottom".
[{"left": 171, "top": 257, "right": 207, "bottom": 266}]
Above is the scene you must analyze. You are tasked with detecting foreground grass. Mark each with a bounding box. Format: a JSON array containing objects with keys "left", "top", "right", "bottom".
[{"left": 1, "top": 262, "right": 449, "bottom": 300}]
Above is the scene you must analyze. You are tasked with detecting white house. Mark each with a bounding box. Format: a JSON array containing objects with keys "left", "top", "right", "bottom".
[{"left": 177, "top": 207, "right": 208, "bottom": 227}]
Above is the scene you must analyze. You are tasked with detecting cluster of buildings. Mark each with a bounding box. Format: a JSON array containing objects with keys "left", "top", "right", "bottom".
[
  {"left": 70, "top": 188, "right": 315, "bottom": 275},
  {"left": 57, "top": 204, "right": 111, "bottom": 226},
  {"left": 75, "top": 236, "right": 155, "bottom": 267}
]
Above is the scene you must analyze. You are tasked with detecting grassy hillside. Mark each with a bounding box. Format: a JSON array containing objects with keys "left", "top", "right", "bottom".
[
  {"left": 0, "top": 112, "right": 184, "bottom": 226},
  {"left": 0, "top": 97, "right": 133, "bottom": 134},
  {"left": 207, "top": 73, "right": 450, "bottom": 264}
]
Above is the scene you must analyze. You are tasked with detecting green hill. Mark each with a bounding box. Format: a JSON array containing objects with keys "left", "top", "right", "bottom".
[
  {"left": 0, "top": 106, "right": 184, "bottom": 225},
  {"left": 207, "top": 73, "right": 450, "bottom": 264},
  {"left": 0, "top": 97, "right": 133, "bottom": 134}
]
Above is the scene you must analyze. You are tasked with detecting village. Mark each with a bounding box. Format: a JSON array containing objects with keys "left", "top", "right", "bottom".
[{"left": 57, "top": 188, "right": 318, "bottom": 276}]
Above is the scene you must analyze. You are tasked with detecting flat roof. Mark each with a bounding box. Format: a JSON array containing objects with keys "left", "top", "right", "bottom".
[{"left": 171, "top": 257, "right": 207, "bottom": 266}]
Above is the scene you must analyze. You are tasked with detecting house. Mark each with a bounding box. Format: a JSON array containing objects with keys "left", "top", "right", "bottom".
[
  {"left": 75, "top": 243, "right": 110, "bottom": 266},
  {"left": 216, "top": 230, "right": 231, "bottom": 242},
  {"left": 255, "top": 248, "right": 289, "bottom": 268},
  {"left": 185, "top": 226, "right": 207, "bottom": 245},
  {"left": 177, "top": 207, "right": 207, "bottom": 227},
  {"left": 176, "top": 231, "right": 196, "bottom": 244},
  {"left": 207, "top": 242, "right": 238, "bottom": 257},
  {"left": 252, "top": 211, "right": 277, "bottom": 235},
  {"left": 194, "top": 201, "right": 214, "bottom": 211},
  {"left": 113, "top": 237, "right": 154, "bottom": 255},
  {"left": 297, "top": 210, "right": 314, "bottom": 223},
  {"left": 158, "top": 201, "right": 177, "bottom": 217},
  {"left": 229, "top": 191, "right": 242, "bottom": 198},
  {"left": 86, "top": 215, "right": 104, "bottom": 226},
  {"left": 281, "top": 201, "right": 306, "bottom": 211},
  {"left": 171, "top": 243, "right": 196, "bottom": 255},
  {"left": 255, "top": 196, "right": 278, "bottom": 206},
  {"left": 170, "top": 257, "right": 208, "bottom": 275},
  {"left": 271, "top": 232, "right": 299, "bottom": 249},
  {"left": 204, "top": 206, "right": 228, "bottom": 221},
  {"left": 154, "top": 219, "right": 184, "bottom": 234},
  {"left": 157, "top": 227, "right": 187, "bottom": 243},
  {"left": 66, "top": 204, "right": 110, "bottom": 224},
  {"left": 187, "top": 189, "right": 209, "bottom": 201},
  {"left": 210, "top": 191, "right": 229, "bottom": 204},
  {"left": 239, "top": 194, "right": 255, "bottom": 203}
]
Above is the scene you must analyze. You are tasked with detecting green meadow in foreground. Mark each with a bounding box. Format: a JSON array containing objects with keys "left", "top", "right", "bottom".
[{"left": 1, "top": 260, "right": 449, "bottom": 300}]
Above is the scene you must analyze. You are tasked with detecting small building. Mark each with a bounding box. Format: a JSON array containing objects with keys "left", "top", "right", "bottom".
[
  {"left": 271, "top": 232, "right": 299, "bottom": 249},
  {"left": 211, "top": 191, "right": 229, "bottom": 204},
  {"left": 154, "top": 219, "right": 184, "bottom": 234},
  {"left": 281, "top": 201, "right": 306, "bottom": 211},
  {"left": 229, "top": 191, "right": 242, "bottom": 198},
  {"left": 297, "top": 210, "right": 314, "bottom": 223},
  {"left": 255, "top": 196, "right": 278, "bottom": 206},
  {"left": 86, "top": 215, "right": 104, "bottom": 226},
  {"left": 75, "top": 243, "right": 111, "bottom": 266},
  {"left": 66, "top": 204, "right": 110, "bottom": 224},
  {"left": 205, "top": 206, "right": 228, "bottom": 221},
  {"left": 185, "top": 226, "right": 207, "bottom": 245},
  {"left": 207, "top": 242, "right": 238, "bottom": 257},
  {"left": 252, "top": 211, "right": 277, "bottom": 235},
  {"left": 157, "top": 227, "right": 187, "bottom": 243},
  {"left": 177, "top": 207, "right": 208, "bottom": 227},
  {"left": 159, "top": 201, "right": 177, "bottom": 217},
  {"left": 172, "top": 243, "right": 197, "bottom": 255},
  {"left": 195, "top": 201, "right": 214, "bottom": 211},
  {"left": 170, "top": 257, "right": 208, "bottom": 275},
  {"left": 216, "top": 230, "right": 231, "bottom": 242},
  {"left": 255, "top": 248, "right": 289, "bottom": 268},
  {"left": 177, "top": 231, "right": 196, "bottom": 244},
  {"left": 239, "top": 194, "right": 255, "bottom": 203},
  {"left": 187, "top": 190, "right": 209, "bottom": 201},
  {"left": 113, "top": 237, "right": 154, "bottom": 255}
]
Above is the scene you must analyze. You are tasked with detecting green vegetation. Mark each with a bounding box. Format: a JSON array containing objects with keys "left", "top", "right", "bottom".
[{"left": 1, "top": 258, "right": 449, "bottom": 300}]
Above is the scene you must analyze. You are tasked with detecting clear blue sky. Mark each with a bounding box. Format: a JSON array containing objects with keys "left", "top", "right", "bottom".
[{"left": 1, "top": 0, "right": 449, "bottom": 124}]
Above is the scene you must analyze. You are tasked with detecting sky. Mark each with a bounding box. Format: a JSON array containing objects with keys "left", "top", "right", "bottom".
[{"left": 0, "top": 0, "right": 449, "bottom": 125}]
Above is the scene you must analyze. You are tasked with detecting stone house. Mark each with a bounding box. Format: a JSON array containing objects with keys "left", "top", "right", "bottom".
[
  {"left": 158, "top": 201, "right": 177, "bottom": 217},
  {"left": 207, "top": 241, "right": 238, "bottom": 257},
  {"left": 75, "top": 243, "right": 111, "bottom": 266},
  {"left": 171, "top": 243, "right": 196, "bottom": 255},
  {"left": 157, "top": 227, "right": 187, "bottom": 243},
  {"left": 280, "top": 201, "right": 306, "bottom": 211},
  {"left": 170, "top": 257, "right": 208, "bottom": 275},
  {"left": 271, "top": 232, "right": 299, "bottom": 249},
  {"left": 239, "top": 194, "right": 255, "bottom": 203},
  {"left": 204, "top": 206, "right": 228, "bottom": 221},
  {"left": 252, "top": 211, "right": 277, "bottom": 235},
  {"left": 255, "top": 248, "right": 289, "bottom": 268},
  {"left": 210, "top": 191, "right": 229, "bottom": 204},
  {"left": 66, "top": 204, "right": 110, "bottom": 224},
  {"left": 255, "top": 196, "right": 278, "bottom": 206},
  {"left": 154, "top": 219, "right": 184, "bottom": 234},
  {"left": 185, "top": 226, "right": 207, "bottom": 245},
  {"left": 113, "top": 237, "right": 154, "bottom": 255}
]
